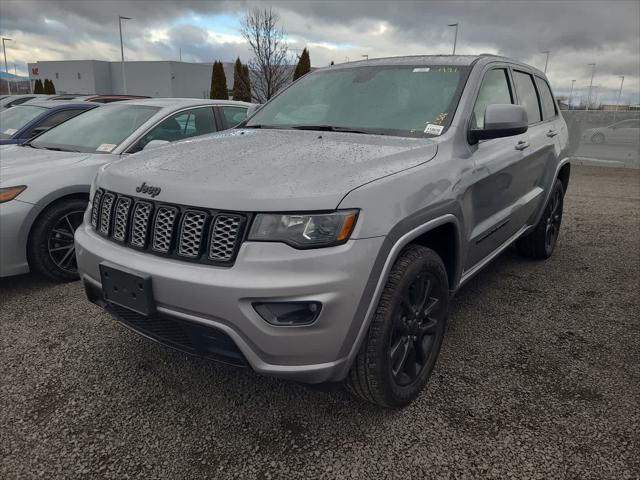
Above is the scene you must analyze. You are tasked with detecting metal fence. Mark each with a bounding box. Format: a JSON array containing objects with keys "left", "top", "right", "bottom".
[{"left": 563, "top": 110, "right": 640, "bottom": 168}]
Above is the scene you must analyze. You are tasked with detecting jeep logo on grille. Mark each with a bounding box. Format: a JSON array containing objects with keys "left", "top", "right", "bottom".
[{"left": 136, "top": 182, "right": 161, "bottom": 198}]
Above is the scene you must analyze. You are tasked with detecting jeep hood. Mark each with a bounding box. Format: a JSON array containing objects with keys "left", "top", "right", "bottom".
[{"left": 99, "top": 129, "right": 438, "bottom": 211}]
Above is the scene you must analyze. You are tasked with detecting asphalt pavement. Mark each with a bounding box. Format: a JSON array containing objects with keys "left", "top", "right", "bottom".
[{"left": 1, "top": 165, "right": 639, "bottom": 479}]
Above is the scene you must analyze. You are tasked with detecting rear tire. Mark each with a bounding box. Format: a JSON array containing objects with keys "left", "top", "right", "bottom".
[
  {"left": 345, "top": 245, "right": 449, "bottom": 408},
  {"left": 27, "top": 198, "right": 87, "bottom": 282},
  {"left": 516, "top": 179, "right": 564, "bottom": 260}
]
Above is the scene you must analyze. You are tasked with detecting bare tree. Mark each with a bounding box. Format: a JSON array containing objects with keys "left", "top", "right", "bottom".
[{"left": 241, "top": 8, "right": 290, "bottom": 103}]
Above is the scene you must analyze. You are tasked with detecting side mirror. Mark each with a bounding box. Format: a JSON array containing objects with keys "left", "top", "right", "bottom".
[
  {"left": 246, "top": 103, "right": 262, "bottom": 117},
  {"left": 469, "top": 104, "right": 528, "bottom": 144},
  {"left": 32, "top": 126, "right": 51, "bottom": 136},
  {"left": 143, "top": 139, "right": 169, "bottom": 151}
]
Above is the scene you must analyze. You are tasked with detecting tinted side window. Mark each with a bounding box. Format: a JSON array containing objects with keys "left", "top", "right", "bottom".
[
  {"left": 472, "top": 69, "right": 513, "bottom": 129},
  {"left": 131, "top": 107, "right": 217, "bottom": 152},
  {"left": 221, "top": 106, "right": 247, "bottom": 128},
  {"left": 513, "top": 71, "right": 542, "bottom": 124},
  {"left": 24, "top": 109, "right": 85, "bottom": 138},
  {"left": 7, "top": 97, "right": 35, "bottom": 108},
  {"left": 535, "top": 77, "right": 557, "bottom": 120}
]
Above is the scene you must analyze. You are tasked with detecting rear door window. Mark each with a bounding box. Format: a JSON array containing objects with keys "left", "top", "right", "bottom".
[
  {"left": 513, "top": 71, "right": 542, "bottom": 124},
  {"left": 472, "top": 69, "right": 513, "bottom": 129},
  {"left": 535, "top": 77, "right": 557, "bottom": 120}
]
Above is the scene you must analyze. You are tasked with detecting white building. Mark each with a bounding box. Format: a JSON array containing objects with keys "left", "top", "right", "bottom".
[{"left": 27, "top": 60, "right": 236, "bottom": 98}]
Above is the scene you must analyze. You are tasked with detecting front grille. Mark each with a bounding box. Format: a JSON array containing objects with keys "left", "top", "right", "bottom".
[
  {"left": 90, "top": 188, "right": 247, "bottom": 265},
  {"left": 152, "top": 206, "right": 178, "bottom": 253},
  {"left": 112, "top": 197, "right": 132, "bottom": 242}
]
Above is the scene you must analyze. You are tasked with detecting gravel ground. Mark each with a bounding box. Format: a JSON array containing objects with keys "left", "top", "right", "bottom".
[{"left": 1, "top": 165, "right": 639, "bottom": 480}]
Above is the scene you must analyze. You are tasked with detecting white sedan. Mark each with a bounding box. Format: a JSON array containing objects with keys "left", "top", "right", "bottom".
[{"left": 0, "top": 98, "right": 252, "bottom": 281}]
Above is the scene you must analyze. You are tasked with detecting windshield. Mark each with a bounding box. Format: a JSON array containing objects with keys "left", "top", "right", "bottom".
[
  {"left": 31, "top": 104, "right": 160, "bottom": 153},
  {"left": 0, "top": 105, "right": 47, "bottom": 139},
  {"left": 246, "top": 64, "right": 470, "bottom": 137}
]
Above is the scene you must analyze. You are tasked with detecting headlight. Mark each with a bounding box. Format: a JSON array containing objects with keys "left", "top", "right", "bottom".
[
  {"left": 0, "top": 185, "right": 27, "bottom": 203},
  {"left": 248, "top": 210, "right": 358, "bottom": 248}
]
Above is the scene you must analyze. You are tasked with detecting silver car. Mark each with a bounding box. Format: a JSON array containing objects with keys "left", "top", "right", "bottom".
[
  {"left": 582, "top": 119, "right": 640, "bottom": 145},
  {"left": 0, "top": 98, "right": 251, "bottom": 281},
  {"left": 75, "top": 55, "right": 570, "bottom": 408}
]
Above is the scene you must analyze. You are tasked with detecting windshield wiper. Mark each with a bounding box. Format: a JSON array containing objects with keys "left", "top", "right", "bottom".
[{"left": 288, "top": 125, "right": 377, "bottom": 135}]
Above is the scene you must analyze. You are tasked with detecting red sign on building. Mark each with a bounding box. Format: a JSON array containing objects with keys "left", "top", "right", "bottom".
[{"left": 31, "top": 67, "right": 39, "bottom": 76}]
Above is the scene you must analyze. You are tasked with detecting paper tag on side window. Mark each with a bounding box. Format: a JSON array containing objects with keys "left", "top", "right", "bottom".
[
  {"left": 4, "top": 128, "right": 17, "bottom": 135},
  {"left": 413, "top": 67, "right": 430, "bottom": 73},
  {"left": 424, "top": 123, "right": 444, "bottom": 135},
  {"left": 96, "top": 143, "right": 116, "bottom": 152}
]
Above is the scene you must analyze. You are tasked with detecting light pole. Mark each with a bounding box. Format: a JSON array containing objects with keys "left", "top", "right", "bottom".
[
  {"left": 542, "top": 51, "right": 550, "bottom": 73},
  {"left": 118, "top": 15, "right": 131, "bottom": 94},
  {"left": 613, "top": 75, "right": 625, "bottom": 122},
  {"left": 568, "top": 79, "right": 576, "bottom": 110},
  {"left": 361, "top": 54, "right": 369, "bottom": 60},
  {"left": 586, "top": 63, "right": 596, "bottom": 112},
  {"left": 2, "top": 37, "right": 12, "bottom": 95},
  {"left": 448, "top": 23, "right": 458, "bottom": 55}
]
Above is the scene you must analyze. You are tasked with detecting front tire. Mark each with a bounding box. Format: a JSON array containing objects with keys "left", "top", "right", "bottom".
[
  {"left": 345, "top": 245, "right": 449, "bottom": 408},
  {"left": 516, "top": 179, "right": 564, "bottom": 260},
  {"left": 591, "top": 132, "right": 605, "bottom": 144},
  {"left": 27, "top": 198, "right": 87, "bottom": 282}
]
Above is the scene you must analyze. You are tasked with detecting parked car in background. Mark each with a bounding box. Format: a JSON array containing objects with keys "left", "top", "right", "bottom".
[
  {"left": 0, "top": 100, "right": 98, "bottom": 145},
  {"left": 582, "top": 118, "right": 640, "bottom": 144},
  {"left": 0, "top": 94, "right": 48, "bottom": 110},
  {"left": 0, "top": 98, "right": 252, "bottom": 281},
  {"left": 75, "top": 55, "right": 570, "bottom": 408}
]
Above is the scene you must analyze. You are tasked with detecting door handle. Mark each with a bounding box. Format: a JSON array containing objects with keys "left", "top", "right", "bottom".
[
  {"left": 547, "top": 130, "right": 558, "bottom": 137},
  {"left": 515, "top": 140, "right": 530, "bottom": 151}
]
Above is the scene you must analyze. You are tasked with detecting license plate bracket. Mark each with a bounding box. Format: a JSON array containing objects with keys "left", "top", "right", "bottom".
[{"left": 99, "top": 261, "right": 154, "bottom": 316}]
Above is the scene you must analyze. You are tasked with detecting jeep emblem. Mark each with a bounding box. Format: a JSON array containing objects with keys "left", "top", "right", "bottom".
[{"left": 136, "top": 182, "right": 161, "bottom": 198}]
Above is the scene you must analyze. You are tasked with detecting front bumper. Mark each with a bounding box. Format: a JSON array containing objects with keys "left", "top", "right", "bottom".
[
  {"left": 0, "top": 199, "right": 41, "bottom": 277},
  {"left": 75, "top": 223, "right": 384, "bottom": 383}
]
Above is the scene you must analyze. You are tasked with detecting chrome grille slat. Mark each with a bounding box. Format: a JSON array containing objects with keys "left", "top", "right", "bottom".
[
  {"left": 90, "top": 188, "right": 104, "bottom": 228},
  {"left": 152, "top": 206, "right": 178, "bottom": 253},
  {"left": 99, "top": 192, "right": 115, "bottom": 235},
  {"left": 178, "top": 211, "right": 207, "bottom": 258},
  {"left": 112, "top": 197, "right": 132, "bottom": 242},
  {"left": 209, "top": 215, "right": 242, "bottom": 261},
  {"left": 130, "top": 202, "right": 153, "bottom": 248},
  {"left": 92, "top": 189, "right": 243, "bottom": 264}
]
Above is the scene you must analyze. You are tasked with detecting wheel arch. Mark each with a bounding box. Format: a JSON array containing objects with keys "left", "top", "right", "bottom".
[{"left": 557, "top": 162, "right": 571, "bottom": 194}]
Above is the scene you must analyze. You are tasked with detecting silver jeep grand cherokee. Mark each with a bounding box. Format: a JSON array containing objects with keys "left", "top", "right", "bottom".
[{"left": 75, "top": 55, "right": 570, "bottom": 408}]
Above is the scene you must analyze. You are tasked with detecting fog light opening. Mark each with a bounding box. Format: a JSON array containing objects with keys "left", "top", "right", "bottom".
[{"left": 253, "top": 301, "right": 322, "bottom": 326}]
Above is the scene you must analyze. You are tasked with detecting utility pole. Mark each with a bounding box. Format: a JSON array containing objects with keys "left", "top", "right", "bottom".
[
  {"left": 2, "top": 37, "right": 12, "bottom": 95},
  {"left": 568, "top": 79, "right": 576, "bottom": 110},
  {"left": 118, "top": 15, "right": 132, "bottom": 94},
  {"left": 542, "top": 51, "right": 550, "bottom": 73},
  {"left": 179, "top": 47, "right": 182, "bottom": 62},
  {"left": 613, "top": 75, "right": 625, "bottom": 122},
  {"left": 586, "top": 63, "right": 596, "bottom": 112},
  {"left": 448, "top": 23, "right": 458, "bottom": 55}
]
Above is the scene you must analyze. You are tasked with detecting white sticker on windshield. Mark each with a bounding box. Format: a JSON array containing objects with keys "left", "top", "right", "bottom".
[
  {"left": 424, "top": 123, "right": 444, "bottom": 135},
  {"left": 96, "top": 143, "right": 116, "bottom": 152},
  {"left": 4, "top": 128, "right": 17, "bottom": 135},
  {"left": 413, "top": 67, "right": 430, "bottom": 73}
]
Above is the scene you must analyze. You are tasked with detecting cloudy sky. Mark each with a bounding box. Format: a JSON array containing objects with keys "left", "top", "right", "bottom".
[{"left": 1, "top": 0, "right": 639, "bottom": 104}]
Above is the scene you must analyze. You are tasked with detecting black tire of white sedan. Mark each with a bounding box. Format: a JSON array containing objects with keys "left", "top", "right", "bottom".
[
  {"left": 346, "top": 245, "right": 449, "bottom": 408},
  {"left": 27, "top": 198, "right": 88, "bottom": 282},
  {"left": 516, "top": 179, "right": 565, "bottom": 260}
]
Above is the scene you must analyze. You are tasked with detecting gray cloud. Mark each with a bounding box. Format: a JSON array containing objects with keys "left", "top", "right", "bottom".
[{"left": 1, "top": 0, "right": 638, "bottom": 104}]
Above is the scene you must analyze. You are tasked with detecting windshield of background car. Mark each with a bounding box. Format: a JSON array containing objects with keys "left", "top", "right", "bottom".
[
  {"left": 30, "top": 104, "right": 160, "bottom": 153},
  {"left": 246, "top": 64, "right": 470, "bottom": 137},
  {"left": 0, "top": 105, "right": 47, "bottom": 139}
]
